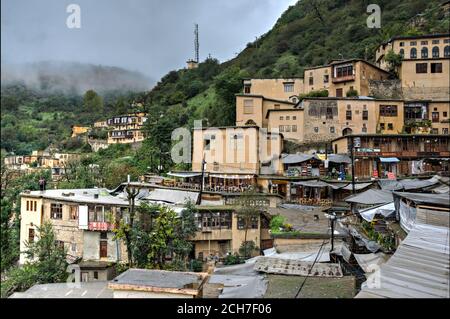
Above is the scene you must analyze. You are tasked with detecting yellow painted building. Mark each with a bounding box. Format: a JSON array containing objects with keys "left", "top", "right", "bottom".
[
  {"left": 106, "top": 112, "right": 147, "bottom": 144},
  {"left": 71, "top": 125, "right": 90, "bottom": 137}
]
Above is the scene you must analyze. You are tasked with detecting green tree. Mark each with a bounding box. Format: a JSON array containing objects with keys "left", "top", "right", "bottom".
[
  {"left": 235, "top": 189, "right": 264, "bottom": 258},
  {"left": 385, "top": 50, "right": 403, "bottom": 76},
  {"left": 83, "top": 89, "right": 104, "bottom": 113},
  {"left": 172, "top": 200, "right": 198, "bottom": 269}
]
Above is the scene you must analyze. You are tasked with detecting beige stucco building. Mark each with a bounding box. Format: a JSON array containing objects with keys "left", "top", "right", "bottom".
[
  {"left": 375, "top": 33, "right": 450, "bottom": 101},
  {"left": 303, "top": 59, "right": 391, "bottom": 97},
  {"left": 19, "top": 189, "right": 129, "bottom": 281},
  {"left": 192, "top": 126, "right": 284, "bottom": 175},
  {"left": 242, "top": 78, "right": 303, "bottom": 102},
  {"left": 266, "top": 108, "right": 304, "bottom": 142},
  {"left": 300, "top": 97, "right": 405, "bottom": 144},
  {"left": 192, "top": 207, "right": 271, "bottom": 259}
]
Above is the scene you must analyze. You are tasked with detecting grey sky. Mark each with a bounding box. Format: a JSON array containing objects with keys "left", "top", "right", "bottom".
[{"left": 1, "top": 0, "right": 297, "bottom": 81}]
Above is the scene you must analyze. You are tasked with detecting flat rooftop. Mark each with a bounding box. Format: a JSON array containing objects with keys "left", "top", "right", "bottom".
[
  {"left": 9, "top": 281, "right": 112, "bottom": 298},
  {"left": 109, "top": 269, "right": 208, "bottom": 296}
]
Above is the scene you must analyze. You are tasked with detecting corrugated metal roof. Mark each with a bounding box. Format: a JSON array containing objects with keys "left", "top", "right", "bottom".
[
  {"left": 145, "top": 188, "right": 198, "bottom": 205},
  {"left": 355, "top": 223, "right": 450, "bottom": 298}
]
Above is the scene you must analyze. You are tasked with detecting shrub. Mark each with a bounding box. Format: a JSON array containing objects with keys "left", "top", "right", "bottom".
[
  {"left": 223, "top": 254, "right": 244, "bottom": 265},
  {"left": 239, "top": 241, "right": 258, "bottom": 258},
  {"left": 346, "top": 88, "right": 359, "bottom": 97},
  {"left": 190, "top": 259, "right": 204, "bottom": 272},
  {"left": 270, "top": 215, "right": 285, "bottom": 232}
]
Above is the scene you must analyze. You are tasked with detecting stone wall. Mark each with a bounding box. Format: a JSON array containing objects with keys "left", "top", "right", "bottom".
[
  {"left": 402, "top": 86, "right": 450, "bottom": 101},
  {"left": 368, "top": 79, "right": 403, "bottom": 99}
]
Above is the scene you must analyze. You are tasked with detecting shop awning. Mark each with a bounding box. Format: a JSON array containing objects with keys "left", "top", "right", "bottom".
[
  {"left": 292, "top": 180, "right": 332, "bottom": 188},
  {"left": 167, "top": 171, "right": 202, "bottom": 178},
  {"left": 209, "top": 174, "right": 254, "bottom": 179},
  {"left": 282, "top": 153, "right": 319, "bottom": 164},
  {"left": 379, "top": 157, "right": 400, "bottom": 163},
  {"left": 359, "top": 202, "right": 396, "bottom": 222},
  {"left": 327, "top": 154, "right": 352, "bottom": 164},
  {"left": 344, "top": 189, "right": 393, "bottom": 205},
  {"left": 341, "top": 182, "right": 373, "bottom": 191}
]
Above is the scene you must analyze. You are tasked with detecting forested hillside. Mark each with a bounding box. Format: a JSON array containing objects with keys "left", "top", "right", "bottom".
[{"left": 142, "top": 0, "right": 448, "bottom": 157}]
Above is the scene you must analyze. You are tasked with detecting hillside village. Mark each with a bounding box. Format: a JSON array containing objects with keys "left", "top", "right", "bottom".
[{"left": 2, "top": 28, "right": 449, "bottom": 299}]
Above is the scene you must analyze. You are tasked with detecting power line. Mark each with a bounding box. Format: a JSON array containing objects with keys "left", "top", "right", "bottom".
[{"left": 294, "top": 240, "right": 329, "bottom": 298}]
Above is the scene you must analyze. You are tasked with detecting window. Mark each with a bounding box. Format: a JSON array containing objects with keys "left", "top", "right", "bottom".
[
  {"left": 443, "top": 112, "right": 448, "bottom": 118},
  {"left": 416, "top": 63, "right": 427, "bottom": 73},
  {"left": 432, "top": 112, "right": 440, "bottom": 123},
  {"left": 28, "top": 228, "right": 35, "bottom": 243},
  {"left": 285, "top": 125, "right": 291, "bottom": 132},
  {"left": 410, "top": 41, "right": 417, "bottom": 46},
  {"left": 362, "top": 110, "right": 368, "bottom": 120},
  {"left": 293, "top": 116, "right": 297, "bottom": 120},
  {"left": 100, "top": 232, "right": 108, "bottom": 240},
  {"left": 292, "top": 125, "right": 297, "bottom": 132},
  {"left": 279, "top": 116, "right": 284, "bottom": 120},
  {"left": 26, "top": 201, "right": 29, "bottom": 211},
  {"left": 279, "top": 125, "right": 284, "bottom": 132},
  {"left": 380, "top": 123, "right": 385, "bottom": 130},
  {"left": 244, "top": 85, "right": 251, "bottom": 94},
  {"left": 336, "top": 88, "right": 343, "bottom": 97},
  {"left": 286, "top": 116, "right": 290, "bottom": 120},
  {"left": 445, "top": 46, "right": 450, "bottom": 57},
  {"left": 330, "top": 127, "right": 335, "bottom": 133},
  {"left": 284, "top": 83, "right": 294, "bottom": 92},
  {"left": 346, "top": 110, "right": 352, "bottom": 120},
  {"left": 431, "top": 63, "right": 442, "bottom": 73},
  {"left": 362, "top": 124, "right": 367, "bottom": 133},
  {"left": 94, "top": 271, "right": 99, "bottom": 280},
  {"left": 445, "top": 39, "right": 450, "bottom": 44},
  {"left": 50, "top": 203, "right": 63, "bottom": 219},
  {"left": 274, "top": 104, "right": 280, "bottom": 110},
  {"left": 432, "top": 39, "right": 439, "bottom": 44},
  {"left": 432, "top": 46, "right": 440, "bottom": 58},
  {"left": 56, "top": 240, "right": 65, "bottom": 249},
  {"left": 399, "top": 41, "right": 404, "bottom": 47},
  {"left": 380, "top": 105, "right": 398, "bottom": 117},
  {"left": 421, "top": 47, "right": 428, "bottom": 58},
  {"left": 69, "top": 205, "right": 78, "bottom": 220},
  {"left": 387, "top": 123, "right": 394, "bottom": 130},
  {"left": 326, "top": 107, "right": 333, "bottom": 119},
  {"left": 314, "top": 127, "right": 319, "bottom": 133},
  {"left": 410, "top": 48, "right": 417, "bottom": 59},
  {"left": 431, "top": 128, "right": 439, "bottom": 134},
  {"left": 204, "top": 138, "right": 211, "bottom": 150},
  {"left": 443, "top": 128, "right": 449, "bottom": 135},
  {"left": 323, "top": 75, "right": 329, "bottom": 83},
  {"left": 399, "top": 49, "right": 404, "bottom": 57},
  {"left": 421, "top": 40, "right": 428, "bottom": 45},
  {"left": 335, "top": 64, "right": 353, "bottom": 77},
  {"left": 243, "top": 99, "right": 254, "bottom": 114}
]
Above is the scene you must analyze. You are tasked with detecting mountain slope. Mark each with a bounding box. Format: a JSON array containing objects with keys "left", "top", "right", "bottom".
[{"left": 1, "top": 61, "right": 153, "bottom": 94}]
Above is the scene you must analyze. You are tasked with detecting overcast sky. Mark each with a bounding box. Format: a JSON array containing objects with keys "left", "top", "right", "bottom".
[{"left": 1, "top": 0, "right": 297, "bottom": 81}]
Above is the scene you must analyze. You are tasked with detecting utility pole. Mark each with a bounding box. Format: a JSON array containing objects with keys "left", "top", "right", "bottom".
[
  {"left": 197, "top": 154, "right": 206, "bottom": 205},
  {"left": 350, "top": 137, "right": 356, "bottom": 194}
]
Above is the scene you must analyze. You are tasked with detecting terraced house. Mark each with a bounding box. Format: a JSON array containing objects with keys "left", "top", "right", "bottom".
[{"left": 106, "top": 112, "right": 147, "bottom": 144}]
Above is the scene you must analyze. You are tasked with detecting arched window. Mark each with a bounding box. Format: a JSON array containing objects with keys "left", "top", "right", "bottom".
[
  {"left": 410, "top": 48, "right": 417, "bottom": 59},
  {"left": 432, "top": 46, "right": 440, "bottom": 58},
  {"left": 245, "top": 119, "right": 256, "bottom": 126},
  {"left": 342, "top": 128, "right": 353, "bottom": 136},
  {"left": 421, "top": 47, "right": 428, "bottom": 58},
  {"left": 444, "top": 46, "right": 450, "bottom": 58},
  {"left": 399, "top": 49, "right": 404, "bottom": 58}
]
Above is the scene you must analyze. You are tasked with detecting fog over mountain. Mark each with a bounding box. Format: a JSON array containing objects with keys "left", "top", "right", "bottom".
[{"left": 1, "top": 61, "right": 153, "bottom": 94}]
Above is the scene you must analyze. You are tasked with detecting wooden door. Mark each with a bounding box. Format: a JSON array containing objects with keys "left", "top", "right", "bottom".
[{"left": 100, "top": 241, "right": 108, "bottom": 258}]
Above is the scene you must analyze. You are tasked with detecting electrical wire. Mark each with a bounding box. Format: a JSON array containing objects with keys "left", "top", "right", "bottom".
[{"left": 294, "top": 240, "right": 329, "bottom": 299}]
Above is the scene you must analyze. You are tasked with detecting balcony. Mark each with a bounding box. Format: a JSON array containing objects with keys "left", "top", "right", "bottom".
[
  {"left": 332, "top": 74, "right": 355, "bottom": 83},
  {"left": 88, "top": 221, "right": 114, "bottom": 231}
]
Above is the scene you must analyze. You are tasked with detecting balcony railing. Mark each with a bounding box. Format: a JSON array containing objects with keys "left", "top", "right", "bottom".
[
  {"left": 332, "top": 74, "right": 355, "bottom": 83},
  {"left": 88, "top": 221, "right": 114, "bottom": 231}
]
